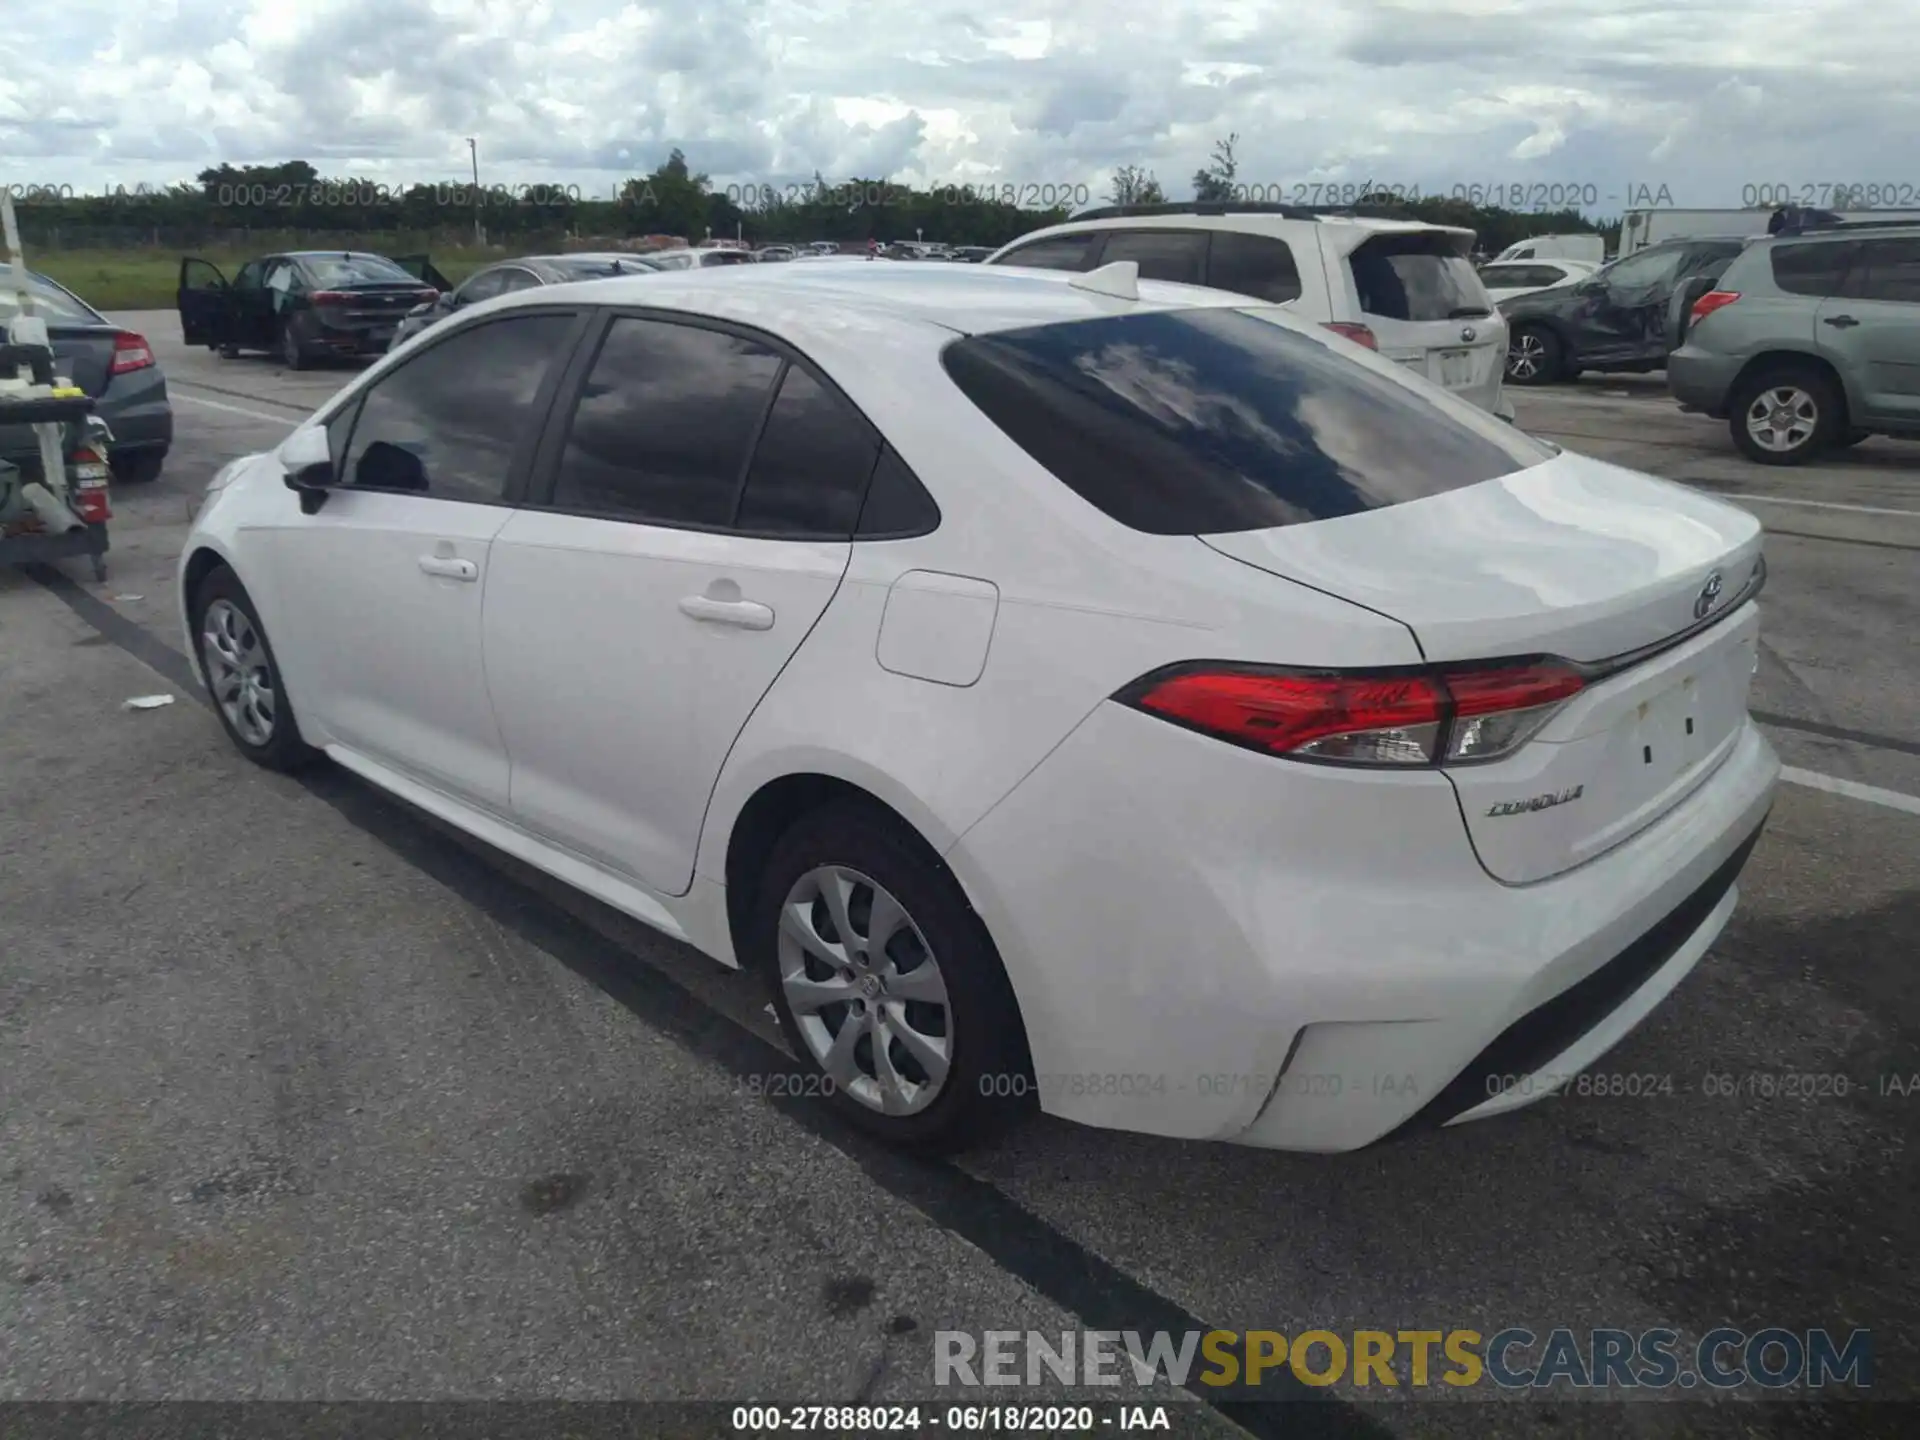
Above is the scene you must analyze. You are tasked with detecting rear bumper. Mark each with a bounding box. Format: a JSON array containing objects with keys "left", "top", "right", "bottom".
[
  {"left": 948, "top": 703, "right": 1779, "bottom": 1151},
  {"left": 1667, "top": 347, "right": 1740, "bottom": 417}
]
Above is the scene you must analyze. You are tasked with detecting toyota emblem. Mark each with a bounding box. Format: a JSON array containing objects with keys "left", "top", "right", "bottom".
[
  {"left": 1693, "top": 571, "right": 1724, "bottom": 620},
  {"left": 1460, "top": 326, "right": 1477, "bottom": 343}
]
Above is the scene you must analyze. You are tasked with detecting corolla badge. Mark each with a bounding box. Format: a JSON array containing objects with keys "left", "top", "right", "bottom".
[
  {"left": 1486, "top": 785, "right": 1584, "bottom": 819},
  {"left": 1693, "top": 570, "right": 1724, "bottom": 621}
]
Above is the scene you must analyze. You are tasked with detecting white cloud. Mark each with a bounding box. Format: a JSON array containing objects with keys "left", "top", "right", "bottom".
[{"left": 1, "top": 0, "right": 1915, "bottom": 211}]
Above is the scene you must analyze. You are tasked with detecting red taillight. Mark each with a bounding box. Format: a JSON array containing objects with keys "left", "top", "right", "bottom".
[
  {"left": 416, "top": 289, "right": 440, "bottom": 304},
  {"left": 310, "top": 290, "right": 352, "bottom": 305},
  {"left": 1119, "top": 659, "right": 1586, "bottom": 767},
  {"left": 69, "top": 447, "right": 112, "bottom": 523},
  {"left": 1322, "top": 321, "right": 1379, "bottom": 350},
  {"left": 111, "top": 331, "right": 154, "bottom": 374},
  {"left": 1690, "top": 290, "right": 1740, "bottom": 324}
]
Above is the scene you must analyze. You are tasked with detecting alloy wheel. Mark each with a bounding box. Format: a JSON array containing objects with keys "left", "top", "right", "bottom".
[
  {"left": 777, "top": 865, "right": 952, "bottom": 1116},
  {"left": 1508, "top": 331, "right": 1546, "bottom": 381},
  {"left": 1744, "top": 385, "right": 1818, "bottom": 454},
  {"left": 201, "top": 598, "right": 277, "bottom": 746}
]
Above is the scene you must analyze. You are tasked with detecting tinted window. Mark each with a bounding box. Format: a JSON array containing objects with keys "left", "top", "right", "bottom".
[
  {"left": 1478, "top": 265, "right": 1535, "bottom": 288},
  {"left": 1095, "top": 230, "right": 1207, "bottom": 285},
  {"left": 1771, "top": 241, "right": 1854, "bottom": 297},
  {"left": 1599, "top": 246, "right": 1686, "bottom": 291},
  {"left": 495, "top": 267, "right": 544, "bottom": 294},
  {"left": 1348, "top": 235, "right": 1492, "bottom": 320},
  {"left": 856, "top": 446, "right": 940, "bottom": 537},
  {"left": 456, "top": 269, "right": 506, "bottom": 305},
  {"left": 941, "top": 309, "right": 1550, "bottom": 536},
  {"left": 735, "top": 365, "right": 881, "bottom": 538},
  {"left": 998, "top": 234, "right": 1099, "bottom": 271},
  {"left": 340, "top": 313, "right": 573, "bottom": 502},
  {"left": 1845, "top": 237, "right": 1920, "bottom": 303},
  {"left": 232, "top": 260, "right": 266, "bottom": 291},
  {"left": 302, "top": 254, "right": 415, "bottom": 286},
  {"left": 1206, "top": 232, "right": 1304, "bottom": 303},
  {"left": 548, "top": 317, "right": 783, "bottom": 526}
]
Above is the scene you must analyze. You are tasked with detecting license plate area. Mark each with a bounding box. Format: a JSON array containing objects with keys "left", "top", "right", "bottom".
[{"left": 1436, "top": 348, "right": 1476, "bottom": 388}]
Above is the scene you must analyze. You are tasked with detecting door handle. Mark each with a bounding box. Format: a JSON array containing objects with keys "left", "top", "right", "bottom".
[
  {"left": 678, "top": 594, "right": 775, "bottom": 630},
  {"left": 418, "top": 555, "right": 478, "bottom": 581},
  {"left": 1823, "top": 314, "right": 1860, "bottom": 328}
]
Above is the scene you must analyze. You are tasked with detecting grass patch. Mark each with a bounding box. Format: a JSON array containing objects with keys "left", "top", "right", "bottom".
[{"left": 28, "top": 242, "right": 525, "bottom": 310}]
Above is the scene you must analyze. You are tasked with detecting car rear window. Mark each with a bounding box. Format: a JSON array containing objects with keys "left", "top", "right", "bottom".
[
  {"left": 1348, "top": 234, "right": 1493, "bottom": 321},
  {"left": 302, "top": 254, "right": 415, "bottom": 286},
  {"left": 0, "top": 267, "right": 102, "bottom": 324},
  {"left": 941, "top": 308, "right": 1552, "bottom": 536}
]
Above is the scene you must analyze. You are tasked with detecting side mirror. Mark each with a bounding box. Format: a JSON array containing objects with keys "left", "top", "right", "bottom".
[{"left": 278, "top": 425, "right": 336, "bottom": 513}]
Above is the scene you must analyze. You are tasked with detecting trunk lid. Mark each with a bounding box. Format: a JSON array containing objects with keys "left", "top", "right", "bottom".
[
  {"left": 1330, "top": 226, "right": 1507, "bottom": 414},
  {"left": 1201, "top": 452, "right": 1766, "bottom": 883},
  {"left": 46, "top": 324, "right": 118, "bottom": 397},
  {"left": 316, "top": 284, "right": 437, "bottom": 335}
]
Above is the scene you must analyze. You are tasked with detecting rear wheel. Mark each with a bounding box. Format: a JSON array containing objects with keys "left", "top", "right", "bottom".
[
  {"left": 752, "top": 800, "right": 1034, "bottom": 1154},
  {"left": 279, "top": 321, "right": 309, "bottom": 372},
  {"left": 110, "top": 448, "right": 165, "bottom": 485},
  {"left": 190, "top": 566, "right": 321, "bottom": 772},
  {"left": 217, "top": 341, "right": 241, "bottom": 358},
  {"left": 1730, "top": 365, "right": 1840, "bottom": 465},
  {"left": 1506, "top": 324, "right": 1563, "bottom": 386}
]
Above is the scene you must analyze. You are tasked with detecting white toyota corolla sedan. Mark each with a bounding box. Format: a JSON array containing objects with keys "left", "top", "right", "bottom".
[{"left": 179, "top": 260, "right": 1779, "bottom": 1154}]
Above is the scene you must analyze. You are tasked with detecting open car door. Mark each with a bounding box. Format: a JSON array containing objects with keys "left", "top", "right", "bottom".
[
  {"left": 391, "top": 253, "right": 454, "bottom": 293},
  {"left": 177, "top": 257, "right": 230, "bottom": 346}
]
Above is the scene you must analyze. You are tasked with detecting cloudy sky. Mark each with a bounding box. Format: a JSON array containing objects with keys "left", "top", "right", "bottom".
[{"left": 4, "top": 0, "right": 1916, "bottom": 214}]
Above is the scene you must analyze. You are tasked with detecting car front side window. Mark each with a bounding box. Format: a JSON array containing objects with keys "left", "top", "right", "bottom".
[{"left": 338, "top": 313, "right": 576, "bottom": 503}]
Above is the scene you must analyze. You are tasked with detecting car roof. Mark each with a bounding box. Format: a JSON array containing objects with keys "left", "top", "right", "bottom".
[
  {"left": 284, "top": 250, "right": 399, "bottom": 260},
  {"left": 1011, "top": 211, "right": 1473, "bottom": 243},
  {"left": 511, "top": 259, "right": 1280, "bottom": 340}
]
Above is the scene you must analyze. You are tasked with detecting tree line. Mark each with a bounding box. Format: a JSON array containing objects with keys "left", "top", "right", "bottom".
[{"left": 12, "top": 149, "right": 1617, "bottom": 253}]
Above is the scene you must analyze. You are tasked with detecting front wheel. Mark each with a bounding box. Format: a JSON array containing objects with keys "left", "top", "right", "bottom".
[
  {"left": 1730, "top": 366, "right": 1840, "bottom": 465},
  {"left": 1506, "top": 324, "right": 1563, "bottom": 386},
  {"left": 752, "top": 800, "right": 1034, "bottom": 1154},
  {"left": 191, "top": 566, "right": 321, "bottom": 772}
]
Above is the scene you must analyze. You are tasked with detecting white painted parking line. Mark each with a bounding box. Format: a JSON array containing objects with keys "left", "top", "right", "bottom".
[
  {"left": 1781, "top": 766, "right": 1920, "bottom": 818},
  {"left": 172, "top": 392, "right": 300, "bottom": 426},
  {"left": 1715, "top": 493, "right": 1920, "bottom": 519}
]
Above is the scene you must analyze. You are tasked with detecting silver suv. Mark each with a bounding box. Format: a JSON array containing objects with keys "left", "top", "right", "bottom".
[
  {"left": 1667, "top": 219, "right": 1920, "bottom": 464},
  {"left": 985, "top": 202, "right": 1513, "bottom": 418}
]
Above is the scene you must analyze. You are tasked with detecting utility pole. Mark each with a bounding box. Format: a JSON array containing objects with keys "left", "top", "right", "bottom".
[{"left": 467, "top": 138, "right": 483, "bottom": 246}]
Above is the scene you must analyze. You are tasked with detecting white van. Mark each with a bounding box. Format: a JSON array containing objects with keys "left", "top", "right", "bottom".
[
  {"left": 1490, "top": 234, "right": 1605, "bottom": 265},
  {"left": 986, "top": 203, "right": 1513, "bottom": 418}
]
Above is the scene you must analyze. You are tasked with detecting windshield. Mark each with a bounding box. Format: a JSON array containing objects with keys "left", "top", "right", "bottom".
[
  {"left": 941, "top": 307, "right": 1551, "bottom": 535},
  {"left": 1348, "top": 234, "right": 1493, "bottom": 321},
  {"left": 0, "top": 267, "right": 104, "bottom": 325},
  {"left": 299, "top": 254, "right": 417, "bottom": 286}
]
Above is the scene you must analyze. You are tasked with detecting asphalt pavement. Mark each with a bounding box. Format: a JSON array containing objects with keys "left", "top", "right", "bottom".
[{"left": 2, "top": 316, "right": 1916, "bottom": 1438}]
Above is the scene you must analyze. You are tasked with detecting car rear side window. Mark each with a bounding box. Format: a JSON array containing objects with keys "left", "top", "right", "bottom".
[
  {"left": 1770, "top": 241, "right": 1854, "bottom": 297},
  {"left": 735, "top": 363, "right": 881, "bottom": 538},
  {"left": 1206, "top": 232, "right": 1304, "bottom": 303},
  {"left": 1348, "top": 234, "right": 1492, "bottom": 321},
  {"left": 997, "top": 234, "right": 1099, "bottom": 271},
  {"left": 1096, "top": 230, "right": 1208, "bottom": 285},
  {"left": 547, "top": 316, "right": 783, "bottom": 527},
  {"left": 1844, "top": 237, "right": 1920, "bottom": 303},
  {"left": 340, "top": 313, "right": 574, "bottom": 502},
  {"left": 941, "top": 308, "right": 1551, "bottom": 536}
]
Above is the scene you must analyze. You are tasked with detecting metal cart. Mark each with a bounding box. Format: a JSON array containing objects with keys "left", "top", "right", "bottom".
[{"left": 1, "top": 188, "right": 112, "bottom": 583}]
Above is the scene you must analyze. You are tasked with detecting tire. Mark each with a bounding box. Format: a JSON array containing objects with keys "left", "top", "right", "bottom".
[
  {"left": 189, "top": 566, "right": 322, "bottom": 772},
  {"left": 279, "top": 321, "right": 309, "bottom": 371},
  {"left": 217, "top": 342, "right": 241, "bottom": 359},
  {"left": 751, "top": 799, "right": 1034, "bottom": 1154},
  {"left": 1729, "top": 364, "right": 1840, "bottom": 465},
  {"left": 1506, "top": 324, "right": 1564, "bottom": 386},
  {"left": 110, "top": 448, "right": 165, "bottom": 485}
]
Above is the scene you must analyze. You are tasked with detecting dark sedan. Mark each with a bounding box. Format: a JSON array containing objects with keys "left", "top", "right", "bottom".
[
  {"left": 177, "top": 251, "right": 451, "bottom": 370},
  {"left": 2, "top": 264, "right": 172, "bottom": 483},
  {"left": 388, "top": 252, "right": 663, "bottom": 351},
  {"left": 1499, "top": 237, "right": 1744, "bottom": 385}
]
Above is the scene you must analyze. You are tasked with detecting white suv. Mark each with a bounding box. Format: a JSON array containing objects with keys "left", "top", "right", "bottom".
[{"left": 986, "top": 203, "right": 1513, "bottom": 418}]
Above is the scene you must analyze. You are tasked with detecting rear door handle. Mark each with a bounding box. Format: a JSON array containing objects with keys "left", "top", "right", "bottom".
[
  {"left": 418, "top": 555, "right": 478, "bottom": 581},
  {"left": 678, "top": 595, "right": 775, "bottom": 630},
  {"left": 1823, "top": 314, "right": 1860, "bottom": 328}
]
